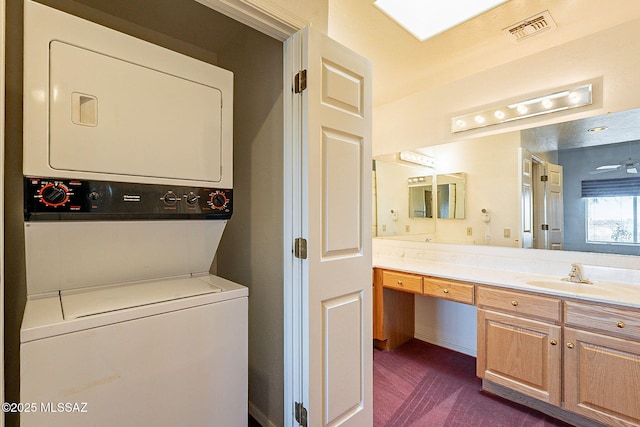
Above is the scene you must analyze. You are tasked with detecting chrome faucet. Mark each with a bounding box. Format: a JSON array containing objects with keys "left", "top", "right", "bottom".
[{"left": 565, "top": 263, "right": 591, "bottom": 284}]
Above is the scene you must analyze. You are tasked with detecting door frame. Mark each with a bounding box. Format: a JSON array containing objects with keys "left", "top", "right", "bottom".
[
  {"left": 193, "top": 2, "right": 305, "bottom": 426},
  {"left": 194, "top": 0, "right": 305, "bottom": 41}
]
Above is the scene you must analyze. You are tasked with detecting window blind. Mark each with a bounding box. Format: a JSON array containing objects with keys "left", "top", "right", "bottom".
[{"left": 581, "top": 176, "right": 640, "bottom": 197}]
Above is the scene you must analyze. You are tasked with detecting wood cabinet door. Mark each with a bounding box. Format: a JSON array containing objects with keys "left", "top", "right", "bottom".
[
  {"left": 564, "top": 327, "right": 640, "bottom": 427},
  {"left": 477, "top": 309, "right": 562, "bottom": 406}
]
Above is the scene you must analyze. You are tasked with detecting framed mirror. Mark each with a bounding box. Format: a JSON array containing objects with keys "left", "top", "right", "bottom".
[
  {"left": 436, "top": 173, "right": 465, "bottom": 219},
  {"left": 408, "top": 176, "right": 433, "bottom": 218}
]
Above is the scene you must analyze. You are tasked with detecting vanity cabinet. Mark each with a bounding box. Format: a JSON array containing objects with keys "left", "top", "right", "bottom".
[
  {"left": 476, "top": 287, "right": 562, "bottom": 406},
  {"left": 374, "top": 267, "right": 640, "bottom": 426},
  {"left": 564, "top": 301, "right": 640, "bottom": 427},
  {"left": 382, "top": 270, "right": 423, "bottom": 294},
  {"left": 479, "top": 289, "right": 640, "bottom": 426},
  {"left": 373, "top": 268, "right": 416, "bottom": 350},
  {"left": 422, "top": 276, "right": 474, "bottom": 305},
  {"left": 373, "top": 268, "right": 475, "bottom": 350}
]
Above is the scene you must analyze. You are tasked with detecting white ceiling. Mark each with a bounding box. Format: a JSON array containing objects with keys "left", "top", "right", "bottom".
[{"left": 328, "top": 0, "right": 640, "bottom": 108}]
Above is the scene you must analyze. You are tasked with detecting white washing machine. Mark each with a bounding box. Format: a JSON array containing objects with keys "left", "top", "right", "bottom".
[{"left": 20, "top": 2, "right": 247, "bottom": 426}]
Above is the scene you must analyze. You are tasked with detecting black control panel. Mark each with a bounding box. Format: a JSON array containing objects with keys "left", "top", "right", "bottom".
[{"left": 24, "top": 177, "right": 232, "bottom": 221}]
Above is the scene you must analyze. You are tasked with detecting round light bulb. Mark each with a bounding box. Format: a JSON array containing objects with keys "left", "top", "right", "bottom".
[{"left": 568, "top": 92, "right": 580, "bottom": 103}]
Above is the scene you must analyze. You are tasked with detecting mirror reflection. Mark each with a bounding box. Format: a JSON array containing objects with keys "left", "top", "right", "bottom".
[
  {"left": 408, "top": 176, "right": 433, "bottom": 218},
  {"left": 374, "top": 108, "right": 640, "bottom": 256},
  {"left": 436, "top": 173, "right": 465, "bottom": 219}
]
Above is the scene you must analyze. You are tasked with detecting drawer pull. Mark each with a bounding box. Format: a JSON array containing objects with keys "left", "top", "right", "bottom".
[
  {"left": 550, "top": 339, "right": 558, "bottom": 346},
  {"left": 567, "top": 342, "right": 575, "bottom": 349},
  {"left": 511, "top": 300, "right": 519, "bottom": 307},
  {"left": 443, "top": 289, "right": 449, "bottom": 294},
  {"left": 397, "top": 280, "right": 403, "bottom": 286},
  {"left": 616, "top": 321, "right": 625, "bottom": 329}
]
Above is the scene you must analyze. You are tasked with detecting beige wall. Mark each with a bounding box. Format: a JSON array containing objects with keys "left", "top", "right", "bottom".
[
  {"left": 427, "top": 133, "right": 522, "bottom": 247},
  {"left": 270, "top": 0, "right": 327, "bottom": 32},
  {"left": 372, "top": 17, "right": 640, "bottom": 157},
  {"left": 376, "top": 132, "right": 522, "bottom": 247}
]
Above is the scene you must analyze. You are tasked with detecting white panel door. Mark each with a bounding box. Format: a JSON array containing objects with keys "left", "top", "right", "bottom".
[
  {"left": 537, "top": 162, "right": 564, "bottom": 250},
  {"left": 519, "top": 148, "right": 534, "bottom": 249},
  {"left": 288, "top": 27, "right": 372, "bottom": 427},
  {"left": 545, "top": 163, "right": 564, "bottom": 250}
]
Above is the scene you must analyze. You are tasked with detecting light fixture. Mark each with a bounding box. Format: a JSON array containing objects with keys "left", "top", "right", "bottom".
[
  {"left": 588, "top": 126, "right": 608, "bottom": 133},
  {"left": 399, "top": 151, "right": 436, "bottom": 168},
  {"left": 373, "top": 0, "right": 508, "bottom": 42},
  {"left": 451, "top": 83, "right": 593, "bottom": 133}
]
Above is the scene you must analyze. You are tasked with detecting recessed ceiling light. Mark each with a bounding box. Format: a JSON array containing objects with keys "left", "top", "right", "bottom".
[
  {"left": 373, "top": 0, "right": 509, "bottom": 42},
  {"left": 588, "top": 126, "right": 608, "bottom": 133}
]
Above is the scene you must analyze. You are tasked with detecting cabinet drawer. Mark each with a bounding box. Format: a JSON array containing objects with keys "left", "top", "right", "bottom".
[
  {"left": 477, "top": 286, "right": 561, "bottom": 322},
  {"left": 382, "top": 270, "right": 422, "bottom": 294},
  {"left": 565, "top": 301, "right": 640, "bottom": 341},
  {"left": 423, "top": 276, "right": 474, "bottom": 305}
]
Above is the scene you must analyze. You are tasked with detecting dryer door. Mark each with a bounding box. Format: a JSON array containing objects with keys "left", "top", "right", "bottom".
[{"left": 49, "top": 41, "right": 225, "bottom": 183}]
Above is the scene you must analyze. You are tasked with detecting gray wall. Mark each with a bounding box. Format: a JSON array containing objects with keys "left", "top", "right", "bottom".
[
  {"left": 5, "top": 2, "right": 26, "bottom": 423},
  {"left": 559, "top": 140, "right": 640, "bottom": 255},
  {"left": 216, "top": 33, "right": 284, "bottom": 426}
]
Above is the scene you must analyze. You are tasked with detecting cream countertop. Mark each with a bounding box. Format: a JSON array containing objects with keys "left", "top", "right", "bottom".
[{"left": 373, "top": 239, "right": 640, "bottom": 310}]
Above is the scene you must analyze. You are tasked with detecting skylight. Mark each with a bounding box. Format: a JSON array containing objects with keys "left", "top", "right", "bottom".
[{"left": 373, "top": 0, "right": 509, "bottom": 42}]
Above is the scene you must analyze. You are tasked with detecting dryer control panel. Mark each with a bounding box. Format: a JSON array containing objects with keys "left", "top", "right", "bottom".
[{"left": 24, "top": 177, "right": 232, "bottom": 221}]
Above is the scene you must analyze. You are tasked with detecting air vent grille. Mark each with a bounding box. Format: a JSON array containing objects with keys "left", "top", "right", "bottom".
[{"left": 504, "top": 10, "right": 556, "bottom": 42}]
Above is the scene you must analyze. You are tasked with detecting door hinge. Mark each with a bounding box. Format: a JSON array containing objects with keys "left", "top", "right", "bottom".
[
  {"left": 294, "top": 237, "right": 307, "bottom": 259},
  {"left": 295, "top": 402, "right": 308, "bottom": 427},
  {"left": 540, "top": 175, "right": 548, "bottom": 182},
  {"left": 541, "top": 224, "right": 549, "bottom": 231},
  {"left": 294, "top": 69, "right": 307, "bottom": 93}
]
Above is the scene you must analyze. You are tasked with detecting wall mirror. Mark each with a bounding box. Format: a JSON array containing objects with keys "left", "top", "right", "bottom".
[
  {"left": 374, "top": 107, "right": 640, "bottom": 256},
  {"left": 436, "top": 173, "right": 465, "bottom": 219},
  {"left": 408, "top": 176, "right": 433, "bottom": 218}
]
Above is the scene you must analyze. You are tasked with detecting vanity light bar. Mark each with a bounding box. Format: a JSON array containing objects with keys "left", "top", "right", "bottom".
[
  {"left": 451, "top": 83, "right": 593, "bottom": 133},
  {"left": 399, "top": 151, "right": 436, "bottom": 168}
]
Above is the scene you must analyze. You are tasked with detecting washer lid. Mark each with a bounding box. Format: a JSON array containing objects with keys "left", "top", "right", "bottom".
[{"left": 60, "top": 275, "right": 221, "bottom": 319}]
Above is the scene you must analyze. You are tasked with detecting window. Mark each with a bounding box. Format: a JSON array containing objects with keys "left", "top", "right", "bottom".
[
  {"left": 585, "top": 196, "right": 638, "bottom": 244},
  {"left": 582, "top": 177, "right": 640, "bottom": 245}
]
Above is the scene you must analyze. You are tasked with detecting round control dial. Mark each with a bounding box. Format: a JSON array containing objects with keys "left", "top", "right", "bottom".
[
  {"left": 209, "top": 191, "right": 228, "bottom": 210},
  {"left": 185, "top": 192, "right": 199, "bottom": 206},
  {"left": 39, "top": 182, "right": 71, "bottom": 207},
  {"left": 162, "top": 191, "right": 179, "bottom": 206}
]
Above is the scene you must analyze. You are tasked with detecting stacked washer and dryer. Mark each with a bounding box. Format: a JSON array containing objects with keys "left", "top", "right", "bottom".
[{"left": 20, "top": 2, "right": 247, "bottom": 425}]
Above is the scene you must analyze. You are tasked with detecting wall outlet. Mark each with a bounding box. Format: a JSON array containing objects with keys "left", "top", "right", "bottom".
[
  {"left": 405, "top": 225, "right": 410, "bottom": 232},
  {"left": 466, "top": 227, "right": 473, "bottom": 236},
  {"left": 504, "top": 228, "right": 511, "bottom": 238},
  {"left": 382, "top": 224, "right": 386, "bottom": 232}
]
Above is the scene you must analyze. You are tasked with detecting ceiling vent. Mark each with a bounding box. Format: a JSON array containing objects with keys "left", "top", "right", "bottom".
[{"left": 503, "top": 10, "right": 556, "bottom": 42}]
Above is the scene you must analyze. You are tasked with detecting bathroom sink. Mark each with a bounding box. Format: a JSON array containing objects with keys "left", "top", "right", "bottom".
[
  {"left": 526, "top": 279, "right": 622, "bottom": 297},
  {"left": 526, "top": 280, "right": 568, "bottom": 290}
]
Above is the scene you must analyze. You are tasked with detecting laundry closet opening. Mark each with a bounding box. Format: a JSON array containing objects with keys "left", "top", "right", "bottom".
[{"left": 5, "top": 0, "right": 285, "bottom": 424}]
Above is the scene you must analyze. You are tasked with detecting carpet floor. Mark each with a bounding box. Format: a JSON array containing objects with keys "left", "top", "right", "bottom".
[{"left": 374, "top": 339, "right": 573, "bottom": 427}]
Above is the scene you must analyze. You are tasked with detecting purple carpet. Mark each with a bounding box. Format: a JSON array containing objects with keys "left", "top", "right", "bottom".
[{"left": 374, "top": 339, "right": 573, "bottom": 427}]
